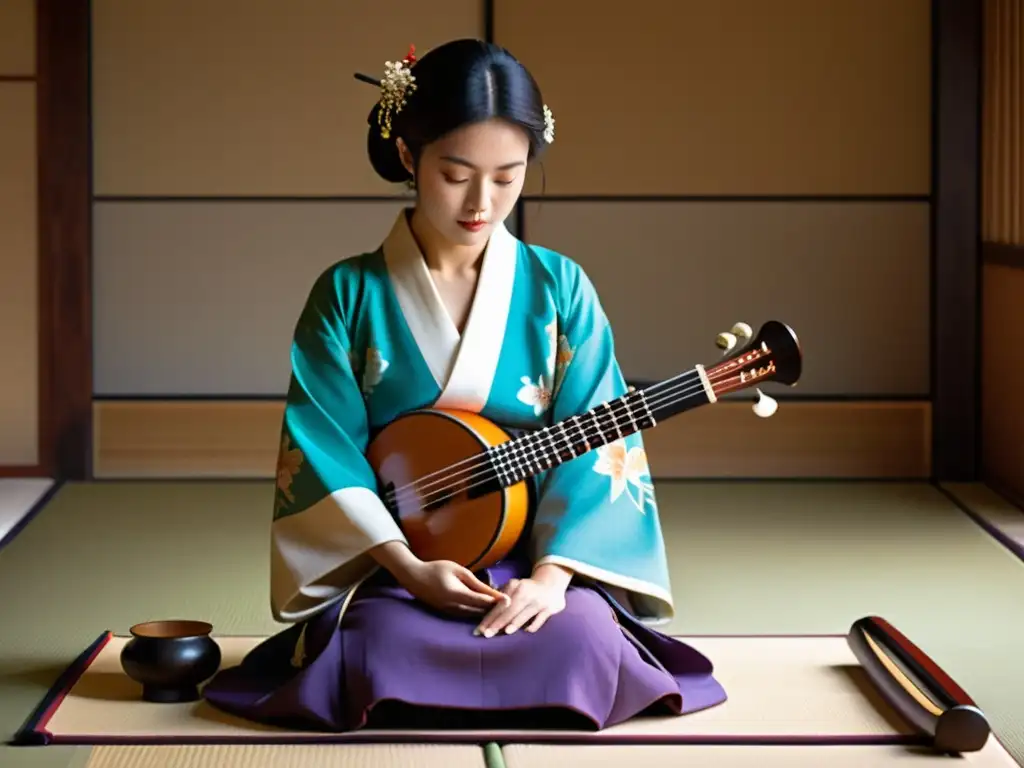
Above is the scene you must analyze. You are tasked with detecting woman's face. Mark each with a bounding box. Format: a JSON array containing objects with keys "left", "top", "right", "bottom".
[{"left": 399, "top": 118, "right": 530, "bottom": 250}]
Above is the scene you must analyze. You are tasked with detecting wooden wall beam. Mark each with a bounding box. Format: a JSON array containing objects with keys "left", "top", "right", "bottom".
[
  {"left": 36, "top": 0, "right": 93, "bottom": 480},
  {"left": 930, "top": 0, "right": 983, "bottom": 481}
]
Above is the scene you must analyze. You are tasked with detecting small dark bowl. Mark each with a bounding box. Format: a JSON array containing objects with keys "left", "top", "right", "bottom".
[{"left": 119, "top": 620, "right": 222, "bottom": 704}]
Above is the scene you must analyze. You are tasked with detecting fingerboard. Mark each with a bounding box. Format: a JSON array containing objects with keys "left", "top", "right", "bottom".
[{"left": 484, "top": 367, "right": 711, "bottom": 488}]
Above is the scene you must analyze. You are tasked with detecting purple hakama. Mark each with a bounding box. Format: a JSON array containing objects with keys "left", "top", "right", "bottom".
[{"left": 202, "top": 559, "right": 727, "bottom": 732}]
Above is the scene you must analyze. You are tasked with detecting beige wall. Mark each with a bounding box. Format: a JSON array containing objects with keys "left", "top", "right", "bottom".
[
  {"left": 87, "top": 0, "right": 934, "bottom": 478},
  {"left": 981, "top": 0, "right": 1024, "bottom": 503},
  {"left": 0, "top": 0, "right": 39, "bottom": 469}
]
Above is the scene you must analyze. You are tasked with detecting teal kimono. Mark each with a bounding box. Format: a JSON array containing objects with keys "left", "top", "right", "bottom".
[{"left": 203, "top": 209, "right": 726, "bottom": 733}]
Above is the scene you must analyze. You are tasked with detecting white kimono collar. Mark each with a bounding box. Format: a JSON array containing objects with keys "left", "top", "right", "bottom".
[{"left": 382, "top": 209, "right": 518, "bottom": 412}]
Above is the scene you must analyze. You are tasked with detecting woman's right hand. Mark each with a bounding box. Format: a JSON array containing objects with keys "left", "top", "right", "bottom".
[
  {"left": 398, "top": 559, "right": 511, "bottom": 616},
  {"left": 370, "top": 541, "right": 510, "bottom": 616}
]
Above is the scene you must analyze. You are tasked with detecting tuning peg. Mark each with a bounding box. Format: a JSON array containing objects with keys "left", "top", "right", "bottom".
[
  {"left": 731, "top": 322, "right": 753, "bottom": 341},
  {"left": 717, "top": 322, "right": 753, "bottom": 355},
  {"left": 752, "top": 388, "right": 778, "bottom": 418},
  {"left": 716, "top": 332, "right": 737, "bottom": 353}
]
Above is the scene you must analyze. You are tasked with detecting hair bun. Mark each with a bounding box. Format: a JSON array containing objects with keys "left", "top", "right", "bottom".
[{"left": 366, "top": 104, "right": 413, "bottom": 184}]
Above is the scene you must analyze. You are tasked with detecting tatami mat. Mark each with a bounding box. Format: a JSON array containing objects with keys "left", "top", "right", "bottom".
[
  {"left": 1, "top": 480, "right": 1023, "bottom": 768},
  {"left": 81, "top": 744, "right": 489, "bottom": 768},
  {"left": 501, "top": 742, "right": 1020, "bottom": 768},
  {"left": 30, "top": 632, "right": 911, "bottom": 744}
]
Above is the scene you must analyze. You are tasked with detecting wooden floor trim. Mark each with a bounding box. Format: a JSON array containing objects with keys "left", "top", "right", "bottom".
[{"left": 92, "top": 399, "right": 932, "bottom": 480}]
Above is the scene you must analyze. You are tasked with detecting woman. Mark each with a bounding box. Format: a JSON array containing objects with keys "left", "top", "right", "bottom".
[{"left": 202, "top": 38, "right": 727, "bottom": 732}]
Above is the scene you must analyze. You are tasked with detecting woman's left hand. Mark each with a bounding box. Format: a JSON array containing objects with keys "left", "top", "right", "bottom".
[{"left": 474, "top": 564, "right": 573, "bottom": 637}]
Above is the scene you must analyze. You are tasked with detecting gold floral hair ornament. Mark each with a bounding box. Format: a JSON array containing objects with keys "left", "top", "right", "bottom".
[
  {"left": 543, "top": 104, "right": 555, "bottom": 144},
  {"left": 354, "top": 45, "right": 418, "bottom": 140}
]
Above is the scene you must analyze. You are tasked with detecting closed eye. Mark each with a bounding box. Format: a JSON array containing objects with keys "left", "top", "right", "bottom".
[{"left": 443, "top": 173, "right": 517, "bottom": 187}]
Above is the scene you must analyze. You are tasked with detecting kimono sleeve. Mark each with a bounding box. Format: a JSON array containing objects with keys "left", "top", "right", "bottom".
[
  {"left": 530, "top": 263, "right": 675, "bottom": 624},
  {"left": 270, "top": 268, "right": 406, "bottom": 623}
]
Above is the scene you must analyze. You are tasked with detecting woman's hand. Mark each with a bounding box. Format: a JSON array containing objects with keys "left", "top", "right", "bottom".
[
  {"left": 475, "top": 564, "right": 573, "bottom": 637},
  {"left": 399, "top": 559, "right": 511, "bottom": 617},
  {"left": 369, "top": 541, "right": 510, "bottom": 617}
]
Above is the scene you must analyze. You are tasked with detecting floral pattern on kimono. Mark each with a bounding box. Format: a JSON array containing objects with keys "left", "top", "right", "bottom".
[
  {"left": 517, "top": 316, "right": 575, "bottom": 417},
  {"left": 593, "top": 439, "right": 656, "bottom": 515},
  {"left": 274, "top": 434, "right": 305, "bottom": 516},
  {"left": 349, "top": 346, "right": 390, "bottom": 397},
  {"left": 361, "top": 347, "right": 389, "bottom": 396}
]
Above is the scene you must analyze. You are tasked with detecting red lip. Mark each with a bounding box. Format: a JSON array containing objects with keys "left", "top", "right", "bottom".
[{"left": 458, "top": 220, "right": 486, "bottom": 232}]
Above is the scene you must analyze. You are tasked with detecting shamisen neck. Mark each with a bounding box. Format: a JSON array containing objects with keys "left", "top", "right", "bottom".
[{"left": 486, "top": 366, "right": 715, "bottom": 488}]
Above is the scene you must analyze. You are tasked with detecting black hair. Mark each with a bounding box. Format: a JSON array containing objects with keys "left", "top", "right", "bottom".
[{"left": 363, "top": 39, "right": 550, "bottom": 184}]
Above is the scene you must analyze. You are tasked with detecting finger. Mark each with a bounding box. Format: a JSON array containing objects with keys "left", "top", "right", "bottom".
[
  {"left": 477, "top": 599, "right": 536, "bottom": 637},
  {"left": 457, "top": 569, "right": 509, "bottom": 602},
  {"left": 500, "top": 579, "right": 522, "bottom": 597},
  {"left": 502, "top": 604, "right": 543, "bottom": 635},
  {"left": 524, "top": 610, "right": 550, "bottom": 633},
  {"left": 450, "top": 584, "right": 503, "bottom": 610},
  {"left": 456, "top": 569, "right": 510, "bottom": 604},
  {"left": 476, "top": 598, "right": 511, "bottom": 628},
  {"left": 474, "top": 602, "right": 516, "bottom": 636}
]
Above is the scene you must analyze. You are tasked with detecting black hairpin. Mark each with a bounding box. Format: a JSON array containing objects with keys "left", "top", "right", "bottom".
[{"left": 354, "top": 73, "right": 381, "bottom": 87}]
